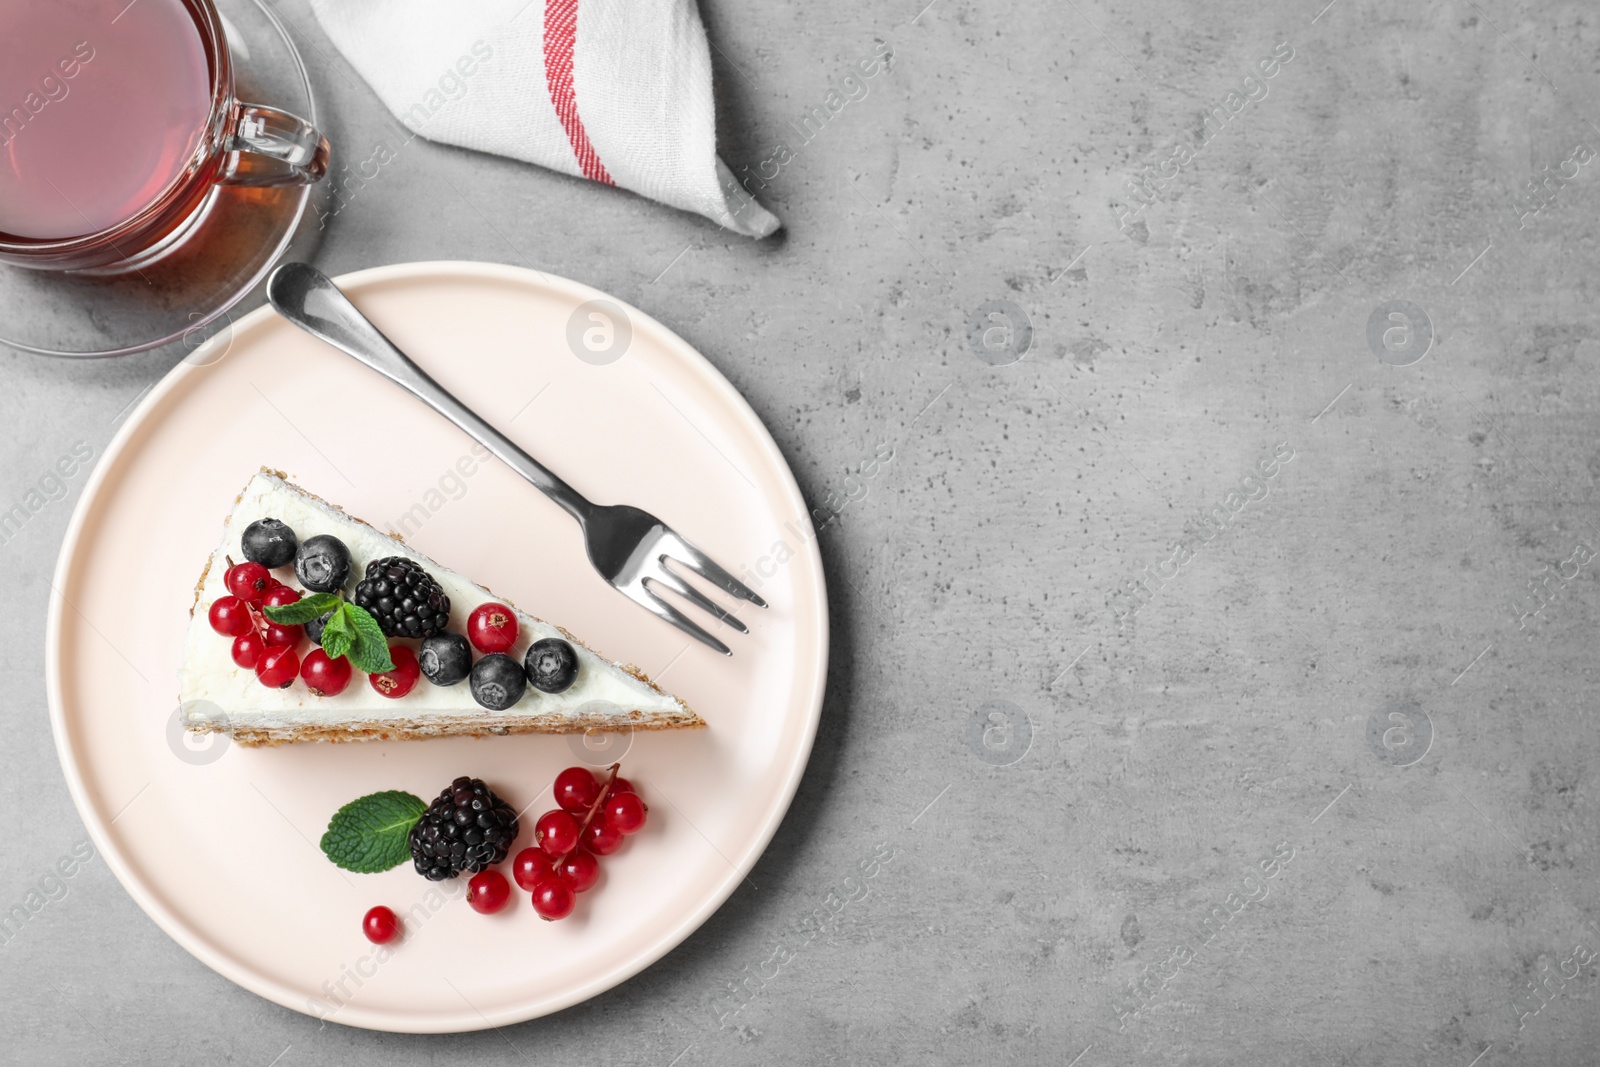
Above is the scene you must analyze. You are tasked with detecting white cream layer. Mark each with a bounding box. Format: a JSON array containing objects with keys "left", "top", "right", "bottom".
[{"left": 179, "top": 472, "right": 688, "bottom": 729}]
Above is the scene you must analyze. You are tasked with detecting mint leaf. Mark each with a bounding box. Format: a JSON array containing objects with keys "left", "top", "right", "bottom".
[
  {"left": 319, "top": 790, "right": 426, "bottom": 873},
  {"left": 320, "top": 607, "right": 353, "bottom": 660},
  {"left": 263, "top": 592, "right": 343, "bottom": 626},
  {"left": 343, "top": 602, "right": 395, "bottom": 673},
  {"left": 321, "top": 626, "right": 353, "bottom": 661}
]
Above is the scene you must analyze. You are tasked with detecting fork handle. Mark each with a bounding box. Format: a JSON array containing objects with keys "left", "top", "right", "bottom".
[{"left": 267, "top": 262, "right": 593, "bottom": 523}]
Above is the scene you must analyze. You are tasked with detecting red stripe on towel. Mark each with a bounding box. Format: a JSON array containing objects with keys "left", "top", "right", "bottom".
[{"left": 543, "top": 0, "right": 615, "bottom": 185}]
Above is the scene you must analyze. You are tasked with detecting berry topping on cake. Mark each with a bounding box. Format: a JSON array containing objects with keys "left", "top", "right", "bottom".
[
  {"left": 524, "top": 637, "right": 578, "bottom": 693},
  {"left": 368, "top": 645, "right": 420, "bottom": 699},
  {"left": 225, "top": 561, "right": 272, "bottom": 604},
  {"left": 303, "top": 609, "right": 335, "bottom": 646},
  {"left": 255, "top": 645, "right": 300, "bottom": 689},
  {"left": 469, "top": 653, "right": 526, "bottom": 711},
  {"left": 419, "top": 631, "right": 472, "bottom": 686},
  {"left": 208, "top": 595, "right": 250, "bottom": 636},
  {"left": 295, "top": 533, "right": 352, "bottom": 593},
  {"left": 355, "top": 556, "right": 450, "bottom": 639},
  {"left": 301, "top": 649, "right": 353, "bottom": 697},
  {"left": 241, "top": 517, "right": 298, "bottom": 568},
  {"left": 467, "top": 601, "right": 519, "bottom": 653},
  {"left": 231, "top": 632, "right": 265, "bottom": 670}
]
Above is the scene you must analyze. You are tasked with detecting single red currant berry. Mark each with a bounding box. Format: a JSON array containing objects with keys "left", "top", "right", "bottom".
[
  {"left": 604, "top": 791, "right": 648, "bottom": 835},
  {"left": 530, "top": 878, "right": 576, "bottom": 921},
  {"left": 583, "top": 818, "right": 622, "bottom": 856},
  {"left": 225, "top": 561, "right": 273, "bottom": 604},
  {"left": 208, "top": 596, "right": 250, "bottom": 636},
  {"left": 262, "top": 622, "right": 303, "bottom": 647},
  {"left": 231, "top": 631, "right": 265, "bottom": 670},
  {"left": 369, "top": 645, "right": 420, "bottom": 699},
  {"left": 363, "top": 905, "right": 400, "bottom": 944},
  {"left": 466, "top": 870, "right": 512, "bottom": 914},
  {"left": 553, "top": 767, "right": 601, "bottom": 814},
  {"left": 535, "top": 810, "right": 580, "bottom": 856},
  {"left": 301, "top": 649, "right": 353, "bottom": 696},
  {"left": 607, "top": 776, "right": 635, "bottom": 798},
  {"left": 513, "top": 847, "right": 554, "bottom": 892},
  {"left": 262, "top": 585, "right": 301, "bottom": 609},
  {"left": 255, "top": 645, "right": 300, "bottom": 688},
  {"left": 467, "top": 602, "right": 519, "bottom": 654},
  {"left": 555, "top": 849, "right": 599, "bottom": 893}
]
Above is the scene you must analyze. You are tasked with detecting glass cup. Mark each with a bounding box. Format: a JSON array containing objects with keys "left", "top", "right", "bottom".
[{"left": 0, "top": 0, "right": 329, "bottom": 272}]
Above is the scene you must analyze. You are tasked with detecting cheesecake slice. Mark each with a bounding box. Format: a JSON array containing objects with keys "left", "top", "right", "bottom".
[{"left": 179, "top": 469, "right": 702, "bottom": 746}]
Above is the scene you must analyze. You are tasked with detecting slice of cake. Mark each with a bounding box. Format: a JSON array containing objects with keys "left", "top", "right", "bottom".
[{"left": 179, "top": 469, "right": 702, "bottom": 745}]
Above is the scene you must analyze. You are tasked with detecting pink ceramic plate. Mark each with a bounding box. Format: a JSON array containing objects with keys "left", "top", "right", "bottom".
[{"left": 46, "top": 262, "right": 827, "bottom": 1032}]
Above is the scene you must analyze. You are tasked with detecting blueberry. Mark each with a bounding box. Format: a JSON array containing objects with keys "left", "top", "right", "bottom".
[
  {"left": 470, "top": 653, "right": 526, "bottom": 711},
  {"left": 305, "top": 610, "right": 335, "bottom": 646},
  {"left": 524, "top": 638, "right": 578, "bottom": 693},
  {"left": 420, "top": 631, "right": 472, "bottom": 687},
  {"left": 295, "top": 534, "right": 351, "bottom": 592},
  {"left": 241, "top": 518, "right": 298, "bottom": 568}
]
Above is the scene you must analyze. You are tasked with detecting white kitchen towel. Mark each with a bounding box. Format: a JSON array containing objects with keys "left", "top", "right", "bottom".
[{"left": 308, "top": 0, "right": 780, "bottom": 237}]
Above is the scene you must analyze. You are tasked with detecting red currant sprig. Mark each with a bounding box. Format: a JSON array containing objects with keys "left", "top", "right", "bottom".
[
  {"left": 525, "top": 763, "right": 646, "bottom": 920},
  {"left": 213, "top": 556, "right": 308, "bottom": 687}
]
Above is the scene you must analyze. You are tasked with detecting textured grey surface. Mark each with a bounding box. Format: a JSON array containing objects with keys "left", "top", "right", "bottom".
[{"left": 6, "top": 0, "right": 1600, "bottom": 1062}]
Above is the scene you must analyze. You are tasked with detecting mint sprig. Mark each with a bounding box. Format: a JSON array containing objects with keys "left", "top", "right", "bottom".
[
  {"left": 320, "top": 790, "right": 426, "bottom": 873},
  {"left": 264, "top": 594, "right": 395, "bottom": 674}
]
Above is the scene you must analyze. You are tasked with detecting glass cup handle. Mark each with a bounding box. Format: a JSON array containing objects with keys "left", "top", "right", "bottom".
[{"left": 218, "top": 102, "right": 330, "bottom": 187}]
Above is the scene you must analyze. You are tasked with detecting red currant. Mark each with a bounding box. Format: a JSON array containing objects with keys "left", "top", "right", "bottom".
[
  {"left": 208, "top": 596, "right": 251, "bottom": 636},
  {"left": 363, "top": 905, "right": 400, "bottom": 944},
  {"left": 225, "top": 561, "right": 272, "bottom": 604},
  {"left": 301, "top": 649, "right": 352, "bottom": 696},
  {"left": 255, "top": 645, "right": 300, "bottom": 688},
  {"left": 604, "top": 791, "right": 648, "bottom": 835},
  {"left": 535, "top": 810, "right": 580, "bottom": 856},
  {"left": 608, "top": 776, "right": 635, "bottom": 798},
  {"left": 555, "top": 849, "right": 599, "bottom": 893},
  {"left": 583, "top": 818, "right": 622, "bottom": 856},
  {"left": 467, "top": 602, "right": 519, "bottom": 654},
  {"left": 513, "top": 847, "right": 554, "bottom": 892},
  {"left": 553, "top": 767, "right": 601, "bottom": 814},
  {"left": 369, "top": 645, "right": 420, "bottom": 699},
  {"left": 262, "top": 622, "right": 303, "bottom": 647},
  {"left": 262, "top": 585, "right": 301, "bottom": 609},
  {"left": 467, "top": 870, "right": 511, "bottom": 914},
  {"left": 231, "top": 631, "right": 265, "bottom": 670},
  {"left": 530, "top": 877, "right": 575, "bottom": 921}
]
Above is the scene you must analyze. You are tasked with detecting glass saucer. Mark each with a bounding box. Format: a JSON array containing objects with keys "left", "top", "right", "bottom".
[{"left": 0, "top": 0, "right": 328, "bottom": 358}]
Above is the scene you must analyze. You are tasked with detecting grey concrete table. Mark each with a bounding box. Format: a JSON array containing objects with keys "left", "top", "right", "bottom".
[{"left": 6, "top": 0, "right": 1600, "bottom": 1062}]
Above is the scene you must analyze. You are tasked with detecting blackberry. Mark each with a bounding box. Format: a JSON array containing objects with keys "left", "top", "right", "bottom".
[
  {"left": 353, "top": 556, "right": 451, "bottom": 639},
  {"left": 408, "top": 777, "right": 519, "bottom": 881}
]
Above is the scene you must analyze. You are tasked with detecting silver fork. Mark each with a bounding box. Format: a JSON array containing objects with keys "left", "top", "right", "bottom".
[{"left": 266, "top": 262, "right": 765, "bottom": 655}]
